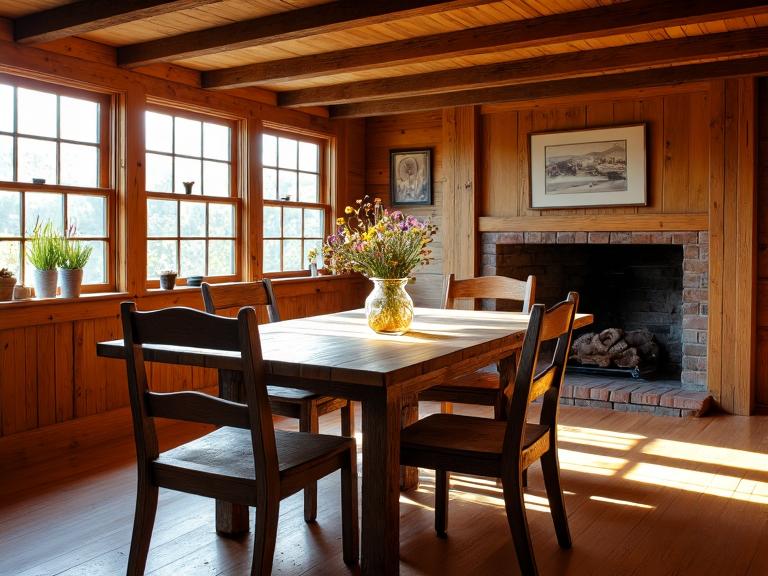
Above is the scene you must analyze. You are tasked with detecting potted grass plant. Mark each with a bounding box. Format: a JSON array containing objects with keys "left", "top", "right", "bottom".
[
  {"left": 0, "top": 267, "right": 16, "bottom": 301},
  {"left": 58, "top": 223, "right": 93, "bottom": 298},
  {"left": 27, "top": 220, "right": 61, "bottom": 298}
]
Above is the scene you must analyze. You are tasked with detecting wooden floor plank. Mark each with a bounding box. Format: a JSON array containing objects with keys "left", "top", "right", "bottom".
[{"left": 2, "top": 403, "right": 768, "bottom": 575}]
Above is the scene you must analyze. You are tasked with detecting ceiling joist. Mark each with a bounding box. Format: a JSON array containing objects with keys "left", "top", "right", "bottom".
[
  {"left": 328, "top": 55, "right": 768, "bottom": 118},
  {"left": 117, "top": 0, "right": 497, "bottom": 68},
  {"left": 280, "top": 27, "right": 768, "bottom": 107},
  {"left": 202, "top": 0, "right": 768, "bottom": 89},
  {"left": 14, "top": 0, "right": 220, "bottom": 45}
]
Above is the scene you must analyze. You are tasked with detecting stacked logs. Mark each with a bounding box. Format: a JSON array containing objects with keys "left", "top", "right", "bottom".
[{"left": 570, "top": 328, "right": 659, "bottom": 369}]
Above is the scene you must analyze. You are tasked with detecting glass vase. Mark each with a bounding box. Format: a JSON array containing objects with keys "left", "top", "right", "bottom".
[{"left": 364, "top": 278, "right": 413, "bottom": 335}]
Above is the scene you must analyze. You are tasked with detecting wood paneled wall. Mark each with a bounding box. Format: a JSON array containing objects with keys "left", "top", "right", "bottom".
[
  {"left": 756, "top": 78, "right": 768, "bottom": 407},
  {"left": 0, "top": 277, "right": 368, "bottom": 438},
  {"left": 364, "top": 81, "right": 759, "bottom": 415},
  {"left": 0, "top": 37, "right": 369, "bottom": 438}
]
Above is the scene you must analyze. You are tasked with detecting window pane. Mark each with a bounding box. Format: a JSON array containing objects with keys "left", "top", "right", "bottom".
[
  {"left": 298, "top": 173, "right": 318, "bottom": 203},
  {"left": 209, "top": 203, "right": 234, "bottom": 237},
  {"left": 145, "top": 153, "right": 172, "bottom": 193},
  {"left": 17, "top": 88, "right": 56, "bottom": 138},
  {"left": 180, "top": 201, "right": 205, "bottom": 237},
  {"left": 277, "top": 169, "right": 297, "bottom": 202},
  {"left": 263, "top": 239, "right": 280, "bottom": 273},
  {"left": 60, "top": 143, "right": 98, "bottom": 187},
  {"left": 60, "top": 97, "right": 98, "bottom": 144},
  {"left": 174, "top": 156, "right": 201, "bottom": 195},
  {"left": 180, "top": 239, "right": 205, "bottom": 277},
  {"left": 0, "top": 135, "right": 13, "bottom": 181},
  {"left": 203, "top": 122, "right": 230, "bottom": 161},
  {"left": 303, "top": 208, "right": 323, "bottom": 238},
  {"left": 67, "top": 194, "right": 106, "bottom": 237},
  {"left": 278, "top": 137, "right": 297, "bottom": 169},
  {"left": 25, "top": 192, "right": 63, "bottom": 235},
  {"left": 0, "top": 84, "right": 13, "bottom": 133},
  {"left": 174, "top": 117, "right": 201, "bottom": 157},
  {"left": 147, "top": 199, "right": 177, "bottom": 237},
  {"left": 298, "top": 141, "right": 318, "bottom": 172},
  {"left": 283, "top": 239, "right": 302, "bottom": 271},
  {"left": 202, "top": 160, "right": 229, "bottom": 197},
  {"left": 263, "top": 206, "right": 281, "bottom": 238},
  {"left": 82, "top": 240, "right": 106, "bottom": 284},
  {"left": 208, "top": 239, "right": 234, "bottom": 276},
  {"left": 0, "top": 191, "right": 20, "bottom": 237},
  {"left": 284, "top": 207, "right": 301, "bottom": 238},
  {"left": 146, "top": 111, "right": 173, "bottom": 153},
  {"left": 262, "top": 167, "right": 277, "bottom": 200},
  {"left": 147, "top": 239, "right": 177, "bottom": 278},
  {"left": 0, "top": 240, "right": 21, "bottom": 279},
  {"left": 262, "top": 134, "right": 277, "bottom": 166},
  {"left": 17, "top": 137, "right": 56, "bottom": 184}
]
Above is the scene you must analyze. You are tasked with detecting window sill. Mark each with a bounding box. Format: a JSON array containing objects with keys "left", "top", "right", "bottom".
[{"left": 0, "top": 291, "right": 130, "bottom": 310}]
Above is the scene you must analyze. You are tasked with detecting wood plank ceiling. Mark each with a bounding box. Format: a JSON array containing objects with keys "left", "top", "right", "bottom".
[{"left": 2, "top": 0, "right": 768, "bottom": 117}]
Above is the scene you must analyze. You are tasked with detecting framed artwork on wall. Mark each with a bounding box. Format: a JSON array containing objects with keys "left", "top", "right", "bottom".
[
  {"left": 390, "top": 148, "right": 432, "bottom": 205},
  {"left": 530, "top": 124, "right": 646, "bottom": 209}
]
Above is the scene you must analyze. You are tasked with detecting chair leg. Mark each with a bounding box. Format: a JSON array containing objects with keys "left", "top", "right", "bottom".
[
  {"left": 541, "top": 449, "right": 572, "bottom": 549},
  {"left": 126, "top": 481, "right": 158, "bottom": 576},
  {"left": 522, "top": 468, "right": 528, "bottom": 488},
  {"left": 299, "top": 402, "right": 319, "bottom": 523},
  {"left": 502, "top": 471, "right": 538, "bottom": 576},
  {"left": 441, "top": 401, "right": 453, "bottom": 414},
  {"left": 341, "top": 400, "right": 354, "bottom": 437},
  {"left": 251, "top": 495, "right": 280, "bottom": 576},
  {"left": 341, "top": 445, "right": 359, "bottom": 566},
  {"left": 435, "top": 469, "right": 449, "bottom": 538}
]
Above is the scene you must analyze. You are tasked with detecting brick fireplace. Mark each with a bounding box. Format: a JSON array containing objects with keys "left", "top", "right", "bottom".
[{"left": 481, "top": 230, "right": 709, "bottom": 391}]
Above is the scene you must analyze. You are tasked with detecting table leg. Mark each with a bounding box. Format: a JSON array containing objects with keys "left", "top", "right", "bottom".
[
  {"left": 361, "top": 388, "right": 401, "bottom": 576},
  {"left": 215, "top": 369, "right": 250, "bottom": 535},
  {"left": 400, "top": 393, "right": 419, "bottom": 490}
]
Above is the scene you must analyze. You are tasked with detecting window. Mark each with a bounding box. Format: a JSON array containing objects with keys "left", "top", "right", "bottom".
[
  {"left": 144, "top": 109, "right": 238, "bottom": 284},
  {"left": 262, "top": 132, "right": 327, "bottom": 274},
  {"left": 0, "top": 74, "right": 112, "bottom": 289}
]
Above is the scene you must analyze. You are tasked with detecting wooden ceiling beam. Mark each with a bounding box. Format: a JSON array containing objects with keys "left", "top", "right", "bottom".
[
  {"left": 280, "top": 27, "right": 768, "bottom": 107},
  {"left": 117, "top": 0, "right": 497, "bottom": 68},
  {"left": 14, "top": 0, "right": 220, "bottom": 45},
  {"left": 327, "top": 55, "right": 768, "bottom": 118},
  {"left": 202, "top": 0, "right": 768, "bottom": 89}
]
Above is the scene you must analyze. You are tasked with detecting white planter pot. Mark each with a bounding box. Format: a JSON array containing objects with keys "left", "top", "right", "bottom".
[
  {"left": 58, "top": 268, "right": 84, "bottom": 298},
  {"left": 33, "top": 268, "right": 58, "bottom": 299}
]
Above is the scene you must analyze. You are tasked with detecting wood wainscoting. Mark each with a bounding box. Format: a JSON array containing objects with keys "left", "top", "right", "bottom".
[{"left": 0, "top": 275, "right": 367, "bottom": 438}]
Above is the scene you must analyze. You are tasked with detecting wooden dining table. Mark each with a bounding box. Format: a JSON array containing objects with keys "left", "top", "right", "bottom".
[{"left": 97, "top": 306, "right": 592, "bottom": 575}]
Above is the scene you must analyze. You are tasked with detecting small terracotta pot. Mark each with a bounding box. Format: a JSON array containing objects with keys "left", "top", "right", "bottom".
[{"left": 0, "top": 276, "right": 16, "bottom": 301}]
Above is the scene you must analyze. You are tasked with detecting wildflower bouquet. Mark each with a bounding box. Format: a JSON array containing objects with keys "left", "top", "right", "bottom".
[{"left": 323, "top": 196, "right": 437, "bottom": 279}]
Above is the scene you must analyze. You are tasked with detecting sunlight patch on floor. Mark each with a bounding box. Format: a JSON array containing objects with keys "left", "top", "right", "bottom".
[
  {"left": 589, "top": 495, "right": 655, "bottom": 509},
  {"left": 558, "top": 448, "right": 628, "bottom": 476},
  {"left": 558, "top": 425, "right": 644, "bottom": 451},
  {"left": 642, "top": 439, "right": 768, "bottom": 472}
]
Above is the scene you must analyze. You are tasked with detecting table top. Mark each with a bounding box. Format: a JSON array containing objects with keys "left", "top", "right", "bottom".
[{"left": 98, "top": 307, "right": 593, "bottom": 390}]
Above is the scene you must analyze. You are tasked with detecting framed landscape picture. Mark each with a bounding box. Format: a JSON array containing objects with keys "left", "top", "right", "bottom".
[
  {"left": 390, "top": 148, "right": 432, "bottom": 205},
  {"left": 530, "top": 124, "right": 646, "bottom": 209}
]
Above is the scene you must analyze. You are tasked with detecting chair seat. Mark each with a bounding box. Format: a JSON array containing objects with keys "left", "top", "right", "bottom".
[
  {"left": 401, "top": 414, "right": 550, "bottom": 475},
  {"left": 154, "top": 427, "right": 354, "bottom": 501},
  {"left": 419, "top": 371, "right": 500, "bottom": 405},
  {"left": 267, "top": 385, "right": 333, "bottom": 402}
]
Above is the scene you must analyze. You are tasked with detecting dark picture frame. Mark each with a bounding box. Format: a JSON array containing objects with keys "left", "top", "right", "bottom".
[
  {"left": 390, "top": 148, "right": 432, "bottom": 205},
  {"left": 529, "top": 123, "right": 646, "bottom": 209}
]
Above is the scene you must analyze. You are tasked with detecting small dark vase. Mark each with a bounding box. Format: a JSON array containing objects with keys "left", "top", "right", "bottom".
[
  {"left": 159, "top": 273, "right": 177, "bottom": 290},
  {"left": 183, "top": 181, "right": 194, "bottom": 195}
]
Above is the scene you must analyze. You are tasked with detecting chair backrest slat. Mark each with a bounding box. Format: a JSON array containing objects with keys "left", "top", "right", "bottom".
[
  {"left": 201, "top": 280, "right": 280, "bottom": 323},
  {"left": 443, "top": 274, "right": 536, "bottom": 313},
  {"left": 126, "top": 305, "right": 241, "bottom": 351},
  {"left": 146, "top": 391, "right": 251, "bottom": 428},
  {"left": 502, "top": 292, "right": 579, "bottom": 467}
]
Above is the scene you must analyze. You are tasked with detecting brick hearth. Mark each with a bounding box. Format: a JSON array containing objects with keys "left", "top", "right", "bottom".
[{"left": 481, "top": 230, "right": 709, "bottom": 391}]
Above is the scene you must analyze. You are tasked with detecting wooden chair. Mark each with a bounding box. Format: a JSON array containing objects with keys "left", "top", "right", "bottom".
[
  {"left": 401, "top": 292, "right": 578, "bottom": 576},
  {"left": 420, "top": 273, "right": 536, "bottom": 419},
  {"left": 201, "top": 280, "right": 354, "bottom": 523},
  {"left": 121, "top": 302, "right": 358, "bottom": 575}
]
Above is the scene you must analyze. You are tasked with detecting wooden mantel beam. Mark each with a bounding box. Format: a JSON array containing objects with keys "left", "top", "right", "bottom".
[
  {"left": 202, "top": 0, "right": 768, "bottom": 89},
  {"left": 117, "top": 0, "right": 497, "bottom": 68},
  {"left": 280, "top": 28, "right": 768, "bottom": 107},
  {"left": 14, "top": 0, "right": 220, "bottom": 45},
  {"left": 327, "top": 55, "right": 768, "bottom": 118}
]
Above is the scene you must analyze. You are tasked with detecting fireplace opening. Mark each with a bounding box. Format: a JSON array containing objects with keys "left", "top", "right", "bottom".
[{"left": 494, "top": 244, "right": 684, "bottom": 379}]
